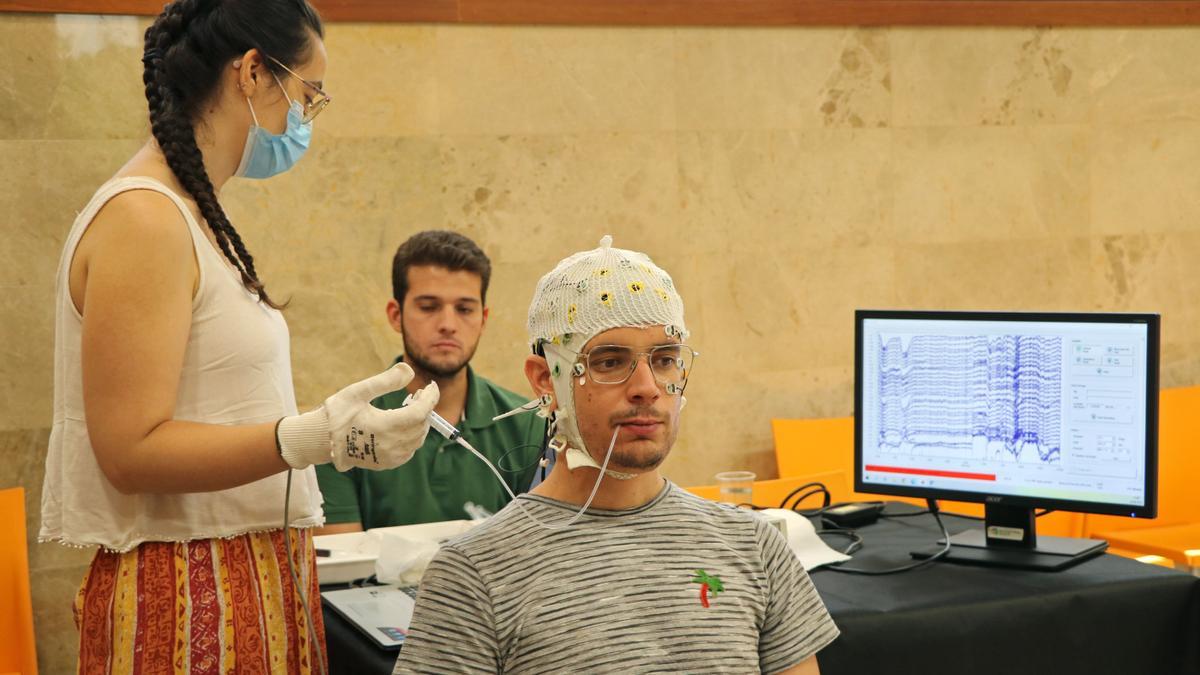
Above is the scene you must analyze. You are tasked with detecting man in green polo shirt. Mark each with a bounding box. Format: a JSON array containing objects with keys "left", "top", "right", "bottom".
[{"left": 315, "top": 231, "right": 547, "bottom": 532}]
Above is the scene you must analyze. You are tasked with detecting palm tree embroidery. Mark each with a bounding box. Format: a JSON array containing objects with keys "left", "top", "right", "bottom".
[{"left": 691, "top": 570, "right": 725, "bottom": 608}]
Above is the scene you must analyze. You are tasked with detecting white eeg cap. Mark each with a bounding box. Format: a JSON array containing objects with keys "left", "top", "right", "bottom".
[{"left": 527, "top": 235, "right": 687, "bottom": 351}]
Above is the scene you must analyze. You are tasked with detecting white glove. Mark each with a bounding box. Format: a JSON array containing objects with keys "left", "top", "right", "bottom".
[{"left": 275, "top": 362, "right": 440, "bottom": 471}]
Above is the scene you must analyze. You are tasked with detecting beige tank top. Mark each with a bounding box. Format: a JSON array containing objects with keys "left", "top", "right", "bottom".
[{"left": 40, "top": 176, "right": 323, "bottom": 552}]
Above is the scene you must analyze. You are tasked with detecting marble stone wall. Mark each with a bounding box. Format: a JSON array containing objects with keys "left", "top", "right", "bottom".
[{"left": 4, "top": 14, "right": 1200, "bottom": 671}]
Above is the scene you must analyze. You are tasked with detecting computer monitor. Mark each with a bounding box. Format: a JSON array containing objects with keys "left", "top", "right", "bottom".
[{"left": 855, "top": 310, "right": 1159, "bottom": 571}]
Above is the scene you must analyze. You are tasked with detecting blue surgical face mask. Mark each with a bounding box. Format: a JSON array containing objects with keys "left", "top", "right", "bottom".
[{"left": 235, "top": 79, "right": 312, "bottom": 180}]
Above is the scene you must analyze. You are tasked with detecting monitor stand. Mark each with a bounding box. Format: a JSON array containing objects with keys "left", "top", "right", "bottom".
[{"left": 910, "top": 504, "right": 1107, "bottom": 572}]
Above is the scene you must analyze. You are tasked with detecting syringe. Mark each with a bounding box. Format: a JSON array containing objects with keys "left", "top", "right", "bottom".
[
  {"left": 428, "top": 409, "right": 463, "bottom": 442},
  {"left": 426, "top": 411, "right": 516, "bottom": 502}
]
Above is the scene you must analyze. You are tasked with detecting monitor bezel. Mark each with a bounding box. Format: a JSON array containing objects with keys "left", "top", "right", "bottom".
[{"left": 854, "top": 309, "right": 1159, "bottom": 519}]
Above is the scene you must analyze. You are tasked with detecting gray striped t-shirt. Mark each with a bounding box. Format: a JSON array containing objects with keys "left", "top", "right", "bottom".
[{"left": 393, "top": 481, "right": 839, "bottom": 674}]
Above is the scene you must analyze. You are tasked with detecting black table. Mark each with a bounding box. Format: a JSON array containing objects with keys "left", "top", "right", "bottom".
[
  {"left": 322, "top": 507, "right": 1200, "bottom": 675},
  {"left": 809, "top": 510, "right": 1200, "bottom": 675}
]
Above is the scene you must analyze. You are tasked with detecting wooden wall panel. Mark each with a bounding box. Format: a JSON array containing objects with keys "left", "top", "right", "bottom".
[
  {"left": 456, "top": 0, "right": 1200, "bottom": 26},
  {"left": 1, "top": 0, "right": 158, "bottom": 13},
  {"left": 313, "top": 0, "right": 460, "bottom": 22},
  {"left": 2, "top": 0, "right": 1198, "bottom": 25}
]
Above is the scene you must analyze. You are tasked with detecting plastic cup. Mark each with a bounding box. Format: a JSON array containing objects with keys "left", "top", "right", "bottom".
[{"left": 715, "top": 470, "right": 756, "bottom": 504}]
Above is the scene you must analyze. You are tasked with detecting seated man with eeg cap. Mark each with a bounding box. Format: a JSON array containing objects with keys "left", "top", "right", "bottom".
[{"left": 393, "top": 236, "right": 839, "bottom": 674}]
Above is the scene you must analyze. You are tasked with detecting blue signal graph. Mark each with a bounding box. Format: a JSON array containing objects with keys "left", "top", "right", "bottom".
[{"left": 876, "top": 334, "right": 1063, "bottom": 464}]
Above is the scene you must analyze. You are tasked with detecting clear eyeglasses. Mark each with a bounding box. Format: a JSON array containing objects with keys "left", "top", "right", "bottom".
[
  {"left": 267, "top": 55, "right": 331, "bottom": 123},
  {"left": 577, "top": 343, "right": 697, "bottom": 392}
]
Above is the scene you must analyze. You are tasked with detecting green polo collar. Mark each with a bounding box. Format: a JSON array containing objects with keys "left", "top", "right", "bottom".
[{"left": 389, "top": 355, "right": 501, "bottom": 431}]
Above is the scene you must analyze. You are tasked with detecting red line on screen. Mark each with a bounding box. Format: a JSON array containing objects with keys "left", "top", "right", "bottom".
[{"left": 865, "top": 464, "right": 996, "bottom": 481}]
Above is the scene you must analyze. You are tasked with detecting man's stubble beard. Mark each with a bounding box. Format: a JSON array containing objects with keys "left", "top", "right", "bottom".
[
  {"left": 596, "top": 407, "right": 680, "bottom": 472},
  {"left": 402, "top": 328, "right": 479, "bottom": 381}
]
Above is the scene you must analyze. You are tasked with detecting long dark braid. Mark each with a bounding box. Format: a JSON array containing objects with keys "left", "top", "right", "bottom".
[{"left": 142, "top": 0, "right": 324, "bottom": 309}]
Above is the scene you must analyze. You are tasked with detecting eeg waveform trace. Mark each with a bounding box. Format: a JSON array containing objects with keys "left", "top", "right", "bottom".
[{"left": 875, "top": 334, "right": 1063, "bottom": 465}]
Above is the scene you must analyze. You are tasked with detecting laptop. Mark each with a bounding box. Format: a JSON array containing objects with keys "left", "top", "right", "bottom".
[{"left": 320, "top": 585, "right": 418, "bottom": 650}]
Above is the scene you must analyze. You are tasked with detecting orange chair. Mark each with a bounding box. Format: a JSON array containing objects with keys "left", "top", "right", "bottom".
[
  {"left": 1084, "top": 386, "right": 1200, "bottom": 564},
  {"left": 0, "top": 487, "right": 37, "bottom": 675},
  {"left": 771, "top": 417, "right": 927, "bottom": 505},
  {"left": 685, "top": 471, "right": 851, "bottom": 509},
  {"left": 771, "top": 417, "right": 1085, "bottom": 538},
  {"left": 772, "top": 417, "right": 854, "bottom": 481},
  {"left": 1097, "top": 523, "right": 1200, "bottom": 572},
  {"left": 1084, "top": 385, "right": 1200, "bottom": 537}
]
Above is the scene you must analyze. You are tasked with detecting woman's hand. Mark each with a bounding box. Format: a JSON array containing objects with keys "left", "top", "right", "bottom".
[{"left": 276, "top": 362, "right": 440, "bottom": 471}]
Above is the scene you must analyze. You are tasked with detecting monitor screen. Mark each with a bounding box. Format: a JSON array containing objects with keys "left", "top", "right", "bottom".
[{"left": 855, "top": 310, "right": 1158, "bottom": 519}]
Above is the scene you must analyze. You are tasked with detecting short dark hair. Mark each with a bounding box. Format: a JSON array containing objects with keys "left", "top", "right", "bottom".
[{"left": 392, "top": 231, "right": 492, "bottom": 305}]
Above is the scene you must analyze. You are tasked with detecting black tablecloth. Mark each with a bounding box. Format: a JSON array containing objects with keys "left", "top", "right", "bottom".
[
  {"left": 809, "top": 511, "right": 1200, "bottom": 675},
  {"left": 322, "top": 506, "right": 1200, "bottom": 675}
]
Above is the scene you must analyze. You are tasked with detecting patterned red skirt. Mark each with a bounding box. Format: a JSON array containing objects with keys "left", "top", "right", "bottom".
[{"left": 74, "top": 528, "right": 327, "bottom": 674}]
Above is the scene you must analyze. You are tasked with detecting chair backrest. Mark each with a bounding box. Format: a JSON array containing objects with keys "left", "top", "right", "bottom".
[
  {"left": 772, "top": 417, "right": 854, "bottom": 479},
  {"left": 751, "top": 472, "right": 852, "bottom": 509},
  {"left": 772, "top": 416, "right": 928, "bottom": 505},
  {"left": 1084, "top": 385, "right": 1200, "bottom": 536},
  {"left": 684, "top": 471, "right": 852, "bottom": 509},
  {"left": 0, "top": 487, "right": 37, "bottom": 675}
]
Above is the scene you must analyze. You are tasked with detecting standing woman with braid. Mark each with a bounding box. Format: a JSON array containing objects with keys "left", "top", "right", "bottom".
[{"left": 41, "top": 1, "right": 441, "bottom": 671}]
